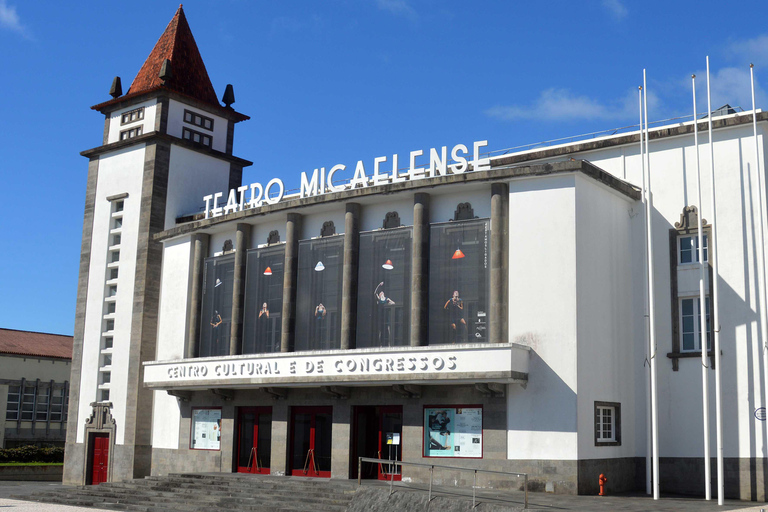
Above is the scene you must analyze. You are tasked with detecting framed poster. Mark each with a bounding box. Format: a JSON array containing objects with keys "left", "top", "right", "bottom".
[
  {"left": 423, "top": 406, "right": 482, "bottom": 458},
  {"left": 190, "top": 408, "right": 222, "bottom": 450}
]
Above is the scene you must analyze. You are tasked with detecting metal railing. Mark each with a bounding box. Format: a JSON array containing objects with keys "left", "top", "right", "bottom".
[{"left": 358, "top": 457, "right": 528, "bottom": 509}]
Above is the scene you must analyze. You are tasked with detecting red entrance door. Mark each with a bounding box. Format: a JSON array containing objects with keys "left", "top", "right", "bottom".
[
  {"left": 236, "top": 407, "right": 272, "bottom": 474},
  {"left": 377, "top": 406, "right": 403, "bottom": 481},
  {"left": 90, "top": 434, "right": 109, "bottom": 485},
  {"left": 290, "top": 406, "right": 332, "bottom": 478}
]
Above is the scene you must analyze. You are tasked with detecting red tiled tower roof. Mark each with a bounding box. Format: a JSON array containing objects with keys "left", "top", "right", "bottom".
[
  {"left": 127, "top": 5, "right": 219, "bottom": 107},
  {"left": 91, "top": 6, "right": 248, "bottom": 121},
  {"left": 0, "top": 328, "right": 73, "bottom": 360}
]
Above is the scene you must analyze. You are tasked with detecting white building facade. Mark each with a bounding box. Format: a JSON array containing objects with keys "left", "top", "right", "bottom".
[{"left": 64, "top": 6, "right": 768, "bottom": 500}]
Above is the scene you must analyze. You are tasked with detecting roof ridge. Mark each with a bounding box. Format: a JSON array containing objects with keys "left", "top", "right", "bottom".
[{"left": 0, "top": 327, "right": 73, "bottom": 337}]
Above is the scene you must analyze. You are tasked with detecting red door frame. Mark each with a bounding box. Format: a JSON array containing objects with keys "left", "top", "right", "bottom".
[
  {"left": 290, "top": 406, "right": 332, "bottom": 478},
  {"left": 236, "top": 406, "right": 272, "bottom": 474},
  {"left": 377, "top": 406, "right": 403, "bottom": 481},
  {"left": 89, "top": 433, "right": 109, "bottom": 485}
]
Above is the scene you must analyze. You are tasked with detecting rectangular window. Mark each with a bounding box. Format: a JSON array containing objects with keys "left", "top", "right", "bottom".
[
  {"left": 102, "top": 354, "right": 112, "bottom": 366},
  {"left": 103, "top": 336, "right": 113, "bottom": 349},
  {"left": 105, "top": 319, "right": 114, "bottom": 332},
  {"left": 107, "top": 285, "right": 117, "bottom": 297},
  {"left": 114, "top": 200, "right": 124, "bottom": 213},
  {"left": 429, "top": 219, "right": 490, "bottom": 345},
  {"left": 111, "top": 250, "right": 120, "bottom": 263},
  {"left": 100, "top": 389, "right": 110, "bottom": 402},
  {"left": 199, "top": 255, "right": 235, "bottom": 357},
  {"left": 295, "top": 236, "right": 345, "bottom": 351},
  {"left": 101, "top": 372, "right": 111, "bottom": 385},
  {"left": 106, "top": 302, "right": 116, "bottom": 314},
  {"left": 679, "top": 234, "right": 708, "bottom": 264},
  {"left": 680, "top": 297, "right": 711, "bottom": 352},
  {"left": 595, "top": 402, "right": 621, "bottom": 445},
  {"left": 119, "top": 126, "right": 143, "bottom": 140},
  {"left": 121, "top": 107, "right": 144, "bottom": 125},
  {"left": 21, "top": 385, "right": 36, "bottom": 421},
  {"left": 356, "top": 228, "right": 412, "bottom": 348},
  {"left": 5, "top": 385, "right": 20, "bottom": 421},
  {"left": 112, "top": 234, "right": 121, "bottom": 246},
  {"left": 182, "top": 127, "right": 212, "bottom": 148},
  {"left": 50, "top": 387, "right": 64, "bottom": 422},
  {"left": 242, "top": 245, "right": 286, "bottom": 354},
  {"left": 113, "top": 217, "right": 123, "bottom": 229},
  {"left": 35, "top": 387, "right": 49, "bottom": 422},
  {"left": 109, "top": 268, "right": 119, "bottom": 280},
  {"left": 183, "top": 109, "right": 214, "bottom": 131}
]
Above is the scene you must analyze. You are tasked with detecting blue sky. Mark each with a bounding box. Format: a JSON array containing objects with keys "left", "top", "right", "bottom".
[{"left": 1, "top": 0, "right": 767, "bottom": 336}]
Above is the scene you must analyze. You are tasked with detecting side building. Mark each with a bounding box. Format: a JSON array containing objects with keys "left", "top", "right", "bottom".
[
  {"left": 65, "top": 6, "right": 768, "bottom": 501},
  {"left": 0, "top": 328, "right": 72, "bottom": 448}
]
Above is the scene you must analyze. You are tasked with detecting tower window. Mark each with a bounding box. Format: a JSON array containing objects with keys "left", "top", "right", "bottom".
[
  {"left": 121, "top": 107, "right": 145, "bottom": 125},
  {"left": 120, "top": 126, "right": 143, "bottom": 140},
  {"left": 183, "top": 109, "right": 214, "bottom": 131},
  {"left": 182, "top": 127, "right": 212, "bottom": 148}
]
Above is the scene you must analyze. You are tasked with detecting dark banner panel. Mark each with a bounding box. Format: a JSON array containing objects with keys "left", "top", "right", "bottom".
[
  {"left": 428, "top": 219, "right": 490, "bottom": 345},
  {"left": 356, "top": 228, "right": 412, "bottom": 348},
  {"left": 242, "top": 245, "right": 285, "bottom": 354},
  {"left": 200, "top": 255, "right": 235, "bottom": 357},
  {"left": 295, "top": 236, "right": 344, "bottom": 351}
]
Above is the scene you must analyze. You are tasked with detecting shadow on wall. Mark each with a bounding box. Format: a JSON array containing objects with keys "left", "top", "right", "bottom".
[{"left": 507, "top": 348, "right": 577, "bottom": 433}]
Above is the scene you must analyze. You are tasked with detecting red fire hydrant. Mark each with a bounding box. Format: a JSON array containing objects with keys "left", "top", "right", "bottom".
[{"left": 599, "top": 473, "right": 608, "bottom": 496}]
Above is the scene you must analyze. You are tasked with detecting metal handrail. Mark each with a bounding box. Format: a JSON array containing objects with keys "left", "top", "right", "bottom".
[{"left": 358, "top": 456, "right": 528, "bottom": 509}]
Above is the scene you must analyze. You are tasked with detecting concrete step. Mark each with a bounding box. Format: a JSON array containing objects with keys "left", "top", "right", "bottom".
[{"left": 20, "top": 473, "right": 356, "bottom": 512}]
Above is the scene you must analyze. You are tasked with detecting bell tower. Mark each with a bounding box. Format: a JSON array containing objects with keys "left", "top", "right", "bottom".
[{"left": 64, "top": 6, "right": 251, "bottom": 484}]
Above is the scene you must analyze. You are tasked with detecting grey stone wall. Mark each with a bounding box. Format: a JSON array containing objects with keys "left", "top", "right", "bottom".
[{"left": 149, "top": 385, "right": 579, "bottom": 493}]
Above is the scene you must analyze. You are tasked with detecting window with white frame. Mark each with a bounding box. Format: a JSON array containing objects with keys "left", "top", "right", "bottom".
[
  {"left": 5, "top": 385, "right": 20, "bottom": 421},
  {"left": 20, "top": 385, "right": 36, "bottom": 421},
  {"left": 121, "top": 107, "right": 144, "bottom": 125},
  {"left": 678, "top": 234, "right": 708, "bottom": 264},
  {"left": 183, "top": 109, "right": 214, "bottom": 131},
  {"left": 119, "top": 126, "right": 143, "bottom": 140},
  {"left": 680, "top": 297, "right": 711, "bottom": 352},
  {"left": 35, "top": 387, "right": 49, "bottom": 421},
  {"left": 182, "top": 127, "right": 212, "bottom": 148},
  {"left": 594, "top": 402, "right": 621, "bottom": 445}
]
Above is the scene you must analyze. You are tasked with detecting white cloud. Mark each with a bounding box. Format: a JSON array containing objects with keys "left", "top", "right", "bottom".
[
  {"left": 485, "top": 87, "right": 650, "bottom": 123},
  {"left": 376, "top": 0, "right": 418, "bottom": 22},
  {"left": 0, "top": 0, "right": 31, "bottom": 39},
  {"left": 690, "top": 66, "right": 766, "bottom": 113},
  {"left": 726, "top": 34, "right": 768, "bottom": 67},
  {"left": 601, "top": 0, "right": 628, "bottom": 21}
]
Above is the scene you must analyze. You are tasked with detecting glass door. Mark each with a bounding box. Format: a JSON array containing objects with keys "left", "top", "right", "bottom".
[
  {"left": 236, "top": 407, "right": 272, "bottom": 474},
  {"left": 290, "top": 406, "right": 332, "bottom": 478},
  {"left": 378, "top": 406, "right": 403, "bottom": 481}
]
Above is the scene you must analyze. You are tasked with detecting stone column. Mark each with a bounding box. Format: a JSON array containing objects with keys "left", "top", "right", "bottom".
[
  {"left": 331, "top": 405, "right": 351, "bottom": 479},
  {"left": 270, "top": 402, "right": 288, "bottom": 476},
  {"left": 230, "top": 223, "right": 250, "bottom": 355},
  {"left": 281, "top": 213, "right": 302, "bottom": 352},
  {"left": 411, "top": 193, "right": 430, "bottom": 346},
  {"left": 490, "top": 183, "right": 509, "bottom": 343},
  {"left": 187, "top": 233, "right": 209, "bottom": 359},
  {"left": 341, "top": 203, "right": 361, "bottom": 350}
]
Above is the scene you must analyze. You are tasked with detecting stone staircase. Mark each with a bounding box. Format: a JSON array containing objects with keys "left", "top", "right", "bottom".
[{"left": 19, "top": 473, "right": 358, "bottom": 511}]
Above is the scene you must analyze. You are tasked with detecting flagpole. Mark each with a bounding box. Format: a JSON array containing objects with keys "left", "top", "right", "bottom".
[
  {"left": 693, "top": 74, "right": 712, "bottom": 501},
  {"left": 751, "top": 62, "right": 767, "bottom": 508},
  {"left": 640, "top": 85, "right": 652, "bottom": 496},
  {"left": 644, "top": 69, "right": 661, "bottom": 500},
  {"left": 706, "top": 55, "right": 723, "bottom": 505}
]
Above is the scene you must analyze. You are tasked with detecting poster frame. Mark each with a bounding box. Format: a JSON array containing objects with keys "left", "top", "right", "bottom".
[
  {"left": 189, "top": 406, "right": 223, "bottom": 451},
  {"left": 422, "top": 404, "right": 483, "bottom": 459}
]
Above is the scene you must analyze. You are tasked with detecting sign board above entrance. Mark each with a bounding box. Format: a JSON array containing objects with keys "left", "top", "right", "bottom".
[
  {"left": 202, "top": 141, "right": 491, "bottom": 219},
  {"left": 143, "top": 343, "right": 528, "bottom": 390}
]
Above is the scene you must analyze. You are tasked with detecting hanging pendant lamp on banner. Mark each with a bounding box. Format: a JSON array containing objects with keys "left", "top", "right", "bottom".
[
  {"left": 452, "top": 248, "right": 465, "bottom": 259},
  {"left": 382, "top": 259, "right": 394, "bottom": 270},
  {"left": 314, "top": 261, "right": 325, "bottom": 272},
  {"left": 263, "top": 266, "right": 272, "bottom": 276}
]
